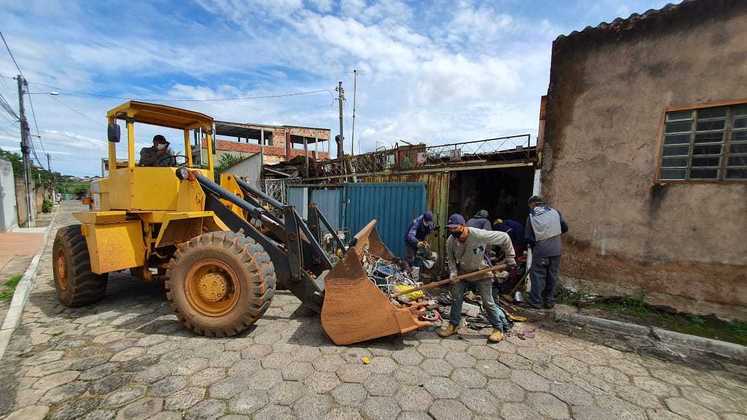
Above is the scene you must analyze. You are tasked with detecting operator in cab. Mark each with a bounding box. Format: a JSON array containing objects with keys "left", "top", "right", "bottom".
[{"left": 139, "top": 135, "right": 175, "bottom": 167}]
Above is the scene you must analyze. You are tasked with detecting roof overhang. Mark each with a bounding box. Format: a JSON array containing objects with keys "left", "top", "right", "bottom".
[{"left": 107, "top": 101, "right": 214, "bottom": 129}]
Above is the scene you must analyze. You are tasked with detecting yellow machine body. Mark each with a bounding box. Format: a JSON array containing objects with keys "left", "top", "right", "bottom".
[{"left": 73, "top": 101, "right": 232, "bottom": 275}]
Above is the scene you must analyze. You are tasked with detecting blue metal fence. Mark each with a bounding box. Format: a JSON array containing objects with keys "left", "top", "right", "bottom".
[
  {"left": 286, "top": 186, "right": 308, "bottom": 219},
  {"left": 310, "top": 188, "right": 342, "bottom": 231},
  {"left": 343, "top": 182, "right": 426, "bottom": 259}
]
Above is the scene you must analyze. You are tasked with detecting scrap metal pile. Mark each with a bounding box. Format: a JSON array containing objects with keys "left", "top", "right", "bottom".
[{"left": 361, "top": 250, "right": 441, "bottom": 322}]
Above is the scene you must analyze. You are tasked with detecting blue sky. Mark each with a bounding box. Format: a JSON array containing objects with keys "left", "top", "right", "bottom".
[{"left": 0, "top": 0, "right": 671, "bottom": 176}]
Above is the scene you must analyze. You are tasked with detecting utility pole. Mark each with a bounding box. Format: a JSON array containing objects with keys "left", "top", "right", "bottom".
[
  {"left": 335, "top": 81, "right": 345, "bottom": 160},
  {"left": 351, "top": 69, "right": 357, "bottom": 156},
  {"left": 16, "top": 74, "right": 33, "bottom": 226}
]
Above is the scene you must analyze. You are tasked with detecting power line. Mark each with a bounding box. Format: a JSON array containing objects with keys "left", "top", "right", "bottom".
[
  {"left": 0, "top": 92, "right": 18, "bottom": 120},
  {"left": 25, "top": 86, "right": 46, "bottom": 156},
  {"left": 49, "top": 95, "right": 98, "bottom": 123},
  {"left": 0, "top": 32, "right": 23, "bottom": 76},
  {"left": 0, "top": 111, "right": 16, "bottom": 125},
  {"left": 0, "top": 33, "right": 50, "bottom": 168},
  {"left": 42, "top": 87, "right": 332, "bottom": 102}
]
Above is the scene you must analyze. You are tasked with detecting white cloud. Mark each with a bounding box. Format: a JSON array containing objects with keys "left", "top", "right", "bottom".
[
  {"left": 0, "top": 0, "right": 669, "bottom": 175},
  {"left": 307, "top": 0, "right": 333, "bottom": 12}
]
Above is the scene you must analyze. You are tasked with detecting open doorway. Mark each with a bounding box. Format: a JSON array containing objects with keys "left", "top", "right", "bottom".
[{"left": 448, "top": 166, "right": 534, "bottom": 225}]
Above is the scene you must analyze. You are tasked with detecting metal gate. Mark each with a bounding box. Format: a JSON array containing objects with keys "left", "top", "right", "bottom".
[
  {"left": 343, "top": 182, "right": 426, "bottom": 259},
  {"left": 286, "top": 186, "right": 308, "bottom": 219},
  {"left": 310, "top": 188, "right": 342, "bottom": 231}
]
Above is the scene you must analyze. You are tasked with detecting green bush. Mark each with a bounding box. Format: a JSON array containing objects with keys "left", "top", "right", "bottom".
[{"left": 42, "top": 199, "right": 53, "bottom": 213}]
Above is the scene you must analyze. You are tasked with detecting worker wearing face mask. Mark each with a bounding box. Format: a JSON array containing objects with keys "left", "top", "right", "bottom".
[
  {"left": 438, "top": 213, "right": 516, "bottom": 342},
  {"left": 139, "top": 135, "right": 176, "bottom": 167}
]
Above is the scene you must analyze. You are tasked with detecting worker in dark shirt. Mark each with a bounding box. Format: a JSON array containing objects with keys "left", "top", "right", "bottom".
[
  {"left": 524, "top": 195, "right": 568, "bottom": 309},
  {"left": 466, "top": 209, "right": 492, "bottom": 231},
  {"left": 139, "top": 135, "right": 175, "bottom": 167},
  {"left": 404, "top": 211, "right": 436, "bottom": 267},
  {"left": 494, "top": 218, "right": 526, "bottom": 256}
]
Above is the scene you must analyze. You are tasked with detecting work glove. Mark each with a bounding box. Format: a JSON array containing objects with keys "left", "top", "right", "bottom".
[{"left": 417, "top": 241, "right": 427, "bottom": 249}]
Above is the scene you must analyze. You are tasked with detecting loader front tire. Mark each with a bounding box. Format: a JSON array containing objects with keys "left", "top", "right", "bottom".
[
  {"left": 165, "top": 231, "right": 276, "bottom": 337},
  {"left": 52, "top": 225, "right": 108, "bottom": 307}
]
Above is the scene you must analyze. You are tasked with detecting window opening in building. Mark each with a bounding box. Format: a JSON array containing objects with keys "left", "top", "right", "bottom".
[{"left": 660, "top": 104, "right": 747, "bottom": 181}]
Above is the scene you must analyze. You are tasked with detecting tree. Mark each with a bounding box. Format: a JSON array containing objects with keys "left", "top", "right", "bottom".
[
  {"left": 215, "top": 153, "right": 245, "bottom": 175},
  {"left": 1, "top": 148, "right": 74, "bottom": 191}
]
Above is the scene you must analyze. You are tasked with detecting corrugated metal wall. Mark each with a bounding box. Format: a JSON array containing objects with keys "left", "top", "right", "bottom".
[
  {"left": 343, "top": 182, "right": 426, "bottom": 259},
  {"left": 310, "top": 188, "right": 342, "bottom": 231},
  {"left": 286, "top": 186, "right": 308, "bottom": 219},
  {"left": 363, "top": 173, "right": 449, "bottom": 265}
]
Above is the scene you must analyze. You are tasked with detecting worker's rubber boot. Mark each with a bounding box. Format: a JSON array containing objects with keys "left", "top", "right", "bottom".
[
  {"left": 488, "top": 329, "right": 504, "bottom": 343},
  {"left": 437, "top": 323, "right": 458, "bottom": 338}
]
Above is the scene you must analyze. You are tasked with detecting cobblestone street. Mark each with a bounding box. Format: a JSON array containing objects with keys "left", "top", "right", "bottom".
[{"left": 0, "top": 202, "right": 745, "bottom": 420}]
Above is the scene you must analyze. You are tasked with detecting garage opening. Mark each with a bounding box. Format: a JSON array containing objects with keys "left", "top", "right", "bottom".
[{"left": 448, "top": 166, "right": 535, "bottom": 226}]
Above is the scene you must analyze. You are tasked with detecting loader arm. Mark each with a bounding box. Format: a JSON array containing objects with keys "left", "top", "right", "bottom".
[{"left": 194, "top": 174, "right": 327, "bottom": 311}]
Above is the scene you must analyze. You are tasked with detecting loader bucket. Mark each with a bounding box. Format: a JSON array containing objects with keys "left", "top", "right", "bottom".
[{"left": 321, "top": 220, "right": 430, "bottom": 345}]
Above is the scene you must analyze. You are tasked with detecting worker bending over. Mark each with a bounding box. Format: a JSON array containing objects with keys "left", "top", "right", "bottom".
[
  {"left": 438, "top": 213, "right": 516, "bottom": 342},
  {"left": 139, "top": 135, "right": 176, "bottom": 167},
  {"left": 466, "top": 209, "right": 492, "bottom": 230},
  {"left": 404, "top": 211, "right": 436, "bottom": 268}
]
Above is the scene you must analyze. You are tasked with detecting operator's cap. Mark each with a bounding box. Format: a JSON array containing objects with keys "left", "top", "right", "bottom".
[
  {"left": 447, "top": 213, "right": 466, "bottom": 228},
  {"left": 153, "top": 134, "right": 169, "bottom": 145},
  {"left": 475, "top": 209, "right": 489, "bottom": 218}
]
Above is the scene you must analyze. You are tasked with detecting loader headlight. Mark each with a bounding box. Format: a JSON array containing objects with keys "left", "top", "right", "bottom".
[{"left": 175, "top": 166, "right": 190, "bottom": 180}]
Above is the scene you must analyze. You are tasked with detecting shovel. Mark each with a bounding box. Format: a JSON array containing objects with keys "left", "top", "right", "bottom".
[{"left": 321, "top": 220, "right": 431, "bottom": 345}]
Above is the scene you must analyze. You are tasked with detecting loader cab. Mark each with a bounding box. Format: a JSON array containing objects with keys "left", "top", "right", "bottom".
[{"left": 94, "top": 101, "right": 217, "bottom": 212}]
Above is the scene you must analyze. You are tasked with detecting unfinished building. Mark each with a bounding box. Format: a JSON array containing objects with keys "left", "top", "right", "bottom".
[
  {"left": 214, "top": 121, "right": 330, "bottom": 165},
  {"left": 541, "top": 0, "right": 747, "bottom": 320}
]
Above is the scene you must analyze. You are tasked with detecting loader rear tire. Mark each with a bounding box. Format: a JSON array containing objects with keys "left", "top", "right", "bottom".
[
  {"left": 52, "top": 225, "right": 108, "bottom": 307},
  {"left": 165, "top": 231, "right": 276, "bottom": 337}
]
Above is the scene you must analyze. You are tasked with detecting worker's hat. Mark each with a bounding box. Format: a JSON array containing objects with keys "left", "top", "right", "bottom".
[
  {"left": 447, "top": 213, "right": 466, "bottom": 228},
  {"left": 153, "top": 135, "right": 170, "bottom": 145}
]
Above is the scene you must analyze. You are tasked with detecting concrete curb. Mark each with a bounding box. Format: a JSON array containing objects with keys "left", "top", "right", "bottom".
[
  {"left": 554, "top": 308, "right": 746, "bottom": 364},
  {"left": 554, "top": 310, "right": 651, "bottom": 336},
  {"left": 0, "top": 206, "right": 59, "bottom": 361},
  {"left": 650, "top": 327, "right": 747, "bottom": 362}
]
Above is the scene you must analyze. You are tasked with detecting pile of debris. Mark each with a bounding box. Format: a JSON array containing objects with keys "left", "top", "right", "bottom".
[{"left": 361, "top": 251, "right": 441, "bottom": 322}]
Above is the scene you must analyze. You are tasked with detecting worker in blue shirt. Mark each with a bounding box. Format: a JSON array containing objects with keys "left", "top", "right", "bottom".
[
  {"left": 466, "top": 209, "right": 492, "bottom": 230},
  {"left": 494, "top": 218, "right": 526, "bottom": 256},
  {"left": 404, "top": 211, "right": 436, "bottom": 267}
]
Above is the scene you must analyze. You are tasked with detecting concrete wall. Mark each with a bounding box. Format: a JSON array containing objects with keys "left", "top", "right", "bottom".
[
  {"left": 542, "top": 1, "right": 747, "bottom": 320},
  {"left": 0, "top": 159, "right": 17, "bottom": 231},
  {"left": 225, "top": 153, "right": 262, "bottom": 189}
]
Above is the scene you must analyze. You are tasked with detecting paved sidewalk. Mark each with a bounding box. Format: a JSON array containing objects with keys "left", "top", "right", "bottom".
[
  {"left": 0, "top": 201, "right": 745, "bottom": 420},
  {"left": 0, "top": 228, "right": 45, "bottom": 326}
]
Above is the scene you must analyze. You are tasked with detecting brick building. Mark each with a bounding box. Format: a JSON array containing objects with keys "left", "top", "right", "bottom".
[{"left": 214, "top": 121, "right": 330, "bottom": 165}]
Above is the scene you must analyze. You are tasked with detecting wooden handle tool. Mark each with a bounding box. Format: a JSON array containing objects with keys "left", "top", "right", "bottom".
[{"left": 391, "top": 264, "right": 507, "bottom": 297}]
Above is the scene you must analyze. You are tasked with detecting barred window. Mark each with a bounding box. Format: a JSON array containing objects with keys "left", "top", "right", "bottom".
[{"left": 660, "top": 104, "right": 747, "bottom": 181}]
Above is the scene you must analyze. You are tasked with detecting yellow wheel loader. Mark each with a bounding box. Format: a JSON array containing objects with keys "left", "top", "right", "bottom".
[{"left": 52, "top": 101, "right": 429, "bottom": 344}]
